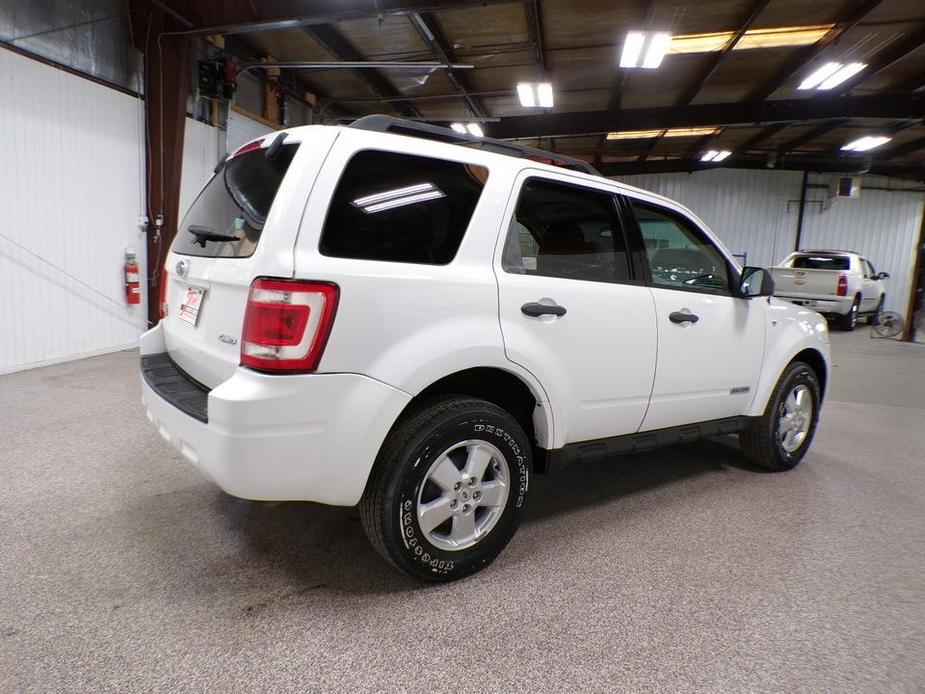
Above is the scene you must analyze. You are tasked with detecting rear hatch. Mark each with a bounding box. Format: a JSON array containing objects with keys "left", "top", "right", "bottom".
[
  {"left": 771, "top": 254, "right": 850, "bottom": 301},
  {"left": 161, "top": 138, "right": 300, "bottom": 388}
]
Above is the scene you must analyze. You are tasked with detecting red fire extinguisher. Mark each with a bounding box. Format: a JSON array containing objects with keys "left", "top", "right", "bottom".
[{"left": 125, "top": 248, "right": 141, "bottom": 305}]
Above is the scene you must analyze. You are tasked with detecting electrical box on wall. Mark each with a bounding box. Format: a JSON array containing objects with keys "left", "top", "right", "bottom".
[{"left": 829, "top": 176, "right": 862, "bottom": 200}]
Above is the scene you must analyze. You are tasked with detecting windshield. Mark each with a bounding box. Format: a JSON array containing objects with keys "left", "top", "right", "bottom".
[{"left": 173, "top": 143, "right": 298, "bottom": 258}]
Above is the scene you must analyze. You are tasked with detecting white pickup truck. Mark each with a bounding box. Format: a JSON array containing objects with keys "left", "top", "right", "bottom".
[{"left": 769, "top": 250, "right": 889, "bottom": 330}]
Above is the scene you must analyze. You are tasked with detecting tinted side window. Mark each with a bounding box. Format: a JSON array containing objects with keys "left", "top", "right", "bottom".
[
  {"left": 630, "top": 201, "right": 730, "bottom": 295},
  {"left": 320, "top": 151, "right": 487, "bottom": 265},
  {"left": 502, "top": 178, "right": 629, "bottom": 283}
]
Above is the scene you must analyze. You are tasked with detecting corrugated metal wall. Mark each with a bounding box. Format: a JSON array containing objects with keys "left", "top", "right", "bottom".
[
  {"left": 227, "top": 109, "right": 274, "bottom": 154},
  {"left": 618, "top": 169, "right": 923, "bottom": 317},
  {"left": 618, "top": 169, "right": 803, "bottom": 268},
  {"left": 179, "top": 118, "right": 222, "bottom": 220},
  {"left": 0, "top": 47, "right": 146, "bottom": 374}
]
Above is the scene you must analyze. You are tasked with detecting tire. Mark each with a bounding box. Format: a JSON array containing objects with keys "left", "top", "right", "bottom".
[
  {"left": 868, "top": 295, "right": 885, "bottom": 326},
  {"left": 740, "top": 361, "right": 821, "bottom": 472},
  {"left": 837, "top": 295, "right": 860, "bottom": 331},
  {"left": 360, "top": 396, "right": 531, "bottom": 582}
]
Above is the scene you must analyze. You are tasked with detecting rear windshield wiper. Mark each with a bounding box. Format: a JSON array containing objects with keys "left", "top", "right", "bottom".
[{"left": 187, "top": 225, "right": 239, "bottom": 247}]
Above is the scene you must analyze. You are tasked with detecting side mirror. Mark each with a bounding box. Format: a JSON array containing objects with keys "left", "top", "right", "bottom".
[
  {"left": 739, "top": 266, "right": 775, "bottom": 299},
  {"left": 876, "top": 271, "right": 890, "bottom": 280}
]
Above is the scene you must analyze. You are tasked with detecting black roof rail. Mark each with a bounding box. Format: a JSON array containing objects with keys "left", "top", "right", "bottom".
[{"left": 347, "top": 115, "right": 600, "bottom": 176}]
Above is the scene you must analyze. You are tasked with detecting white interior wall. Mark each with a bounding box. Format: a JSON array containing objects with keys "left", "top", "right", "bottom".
[
  {"left": 0, "top": 48, "right": 147, "bottom": 374},
  {"left": 227, "top": 109, "right": 274, "bottom": 154},
  {"left": 617, "top": 169, "right": 923, "bottom": 317},
  {"left": 179, "top": 118, "right": 222, "bottom": 221},
  {"left": 618, "top": 169, "right": 803, "bottom": 268}
]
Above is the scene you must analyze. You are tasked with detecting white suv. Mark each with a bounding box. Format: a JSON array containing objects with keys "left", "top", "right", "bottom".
[{"left": 141, "top": 116, "right": 830, "bottom": 582}]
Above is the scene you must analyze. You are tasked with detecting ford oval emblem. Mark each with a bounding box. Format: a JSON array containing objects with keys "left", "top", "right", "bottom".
[{"left": 175, "top": 260, "right": 188, "bottom": 278}]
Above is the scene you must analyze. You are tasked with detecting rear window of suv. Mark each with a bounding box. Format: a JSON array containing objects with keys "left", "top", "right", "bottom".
[
  {"left": 791, "top": 254, "right": 850, "bottom": 270},
  {"left": 173, "top": 143, "right": 298, "bottom": 258},
  {"left": 320, "top": 150, "right": 488, "bottom": 265}
]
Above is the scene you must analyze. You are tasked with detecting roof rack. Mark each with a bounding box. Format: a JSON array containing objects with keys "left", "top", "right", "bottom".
[{"left": 348, "top": 115, "right": 600, "bottom": 177}]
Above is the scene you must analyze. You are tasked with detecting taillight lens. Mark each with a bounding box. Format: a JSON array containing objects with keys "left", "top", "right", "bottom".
[
  {"left": 837, "top": 274, "right": 848, "bottom": 296},
  {"left": 232, "top": 138, "right": 264, "bottom": 158},
  {"left": 158, "top": 268, "right": 169, "bottom": 319},
  {"left": 240, "top": 278, "right": 339, "bottom": 373}
]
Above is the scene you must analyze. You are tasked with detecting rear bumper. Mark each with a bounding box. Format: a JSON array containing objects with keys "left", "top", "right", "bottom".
[
  {"left": 139, "top": 325, "right": 412, "bottom": 505},
  {"left": 775, "top": 296, "right": 850, "bottom": 315}
]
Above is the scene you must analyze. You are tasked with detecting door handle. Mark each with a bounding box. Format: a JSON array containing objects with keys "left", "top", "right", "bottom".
[
  {"left": 669, "top": 311, "right": 699, "bottom": 324},
  {"left": 522, "top": 302, "right": 567, "bottom": 317}
]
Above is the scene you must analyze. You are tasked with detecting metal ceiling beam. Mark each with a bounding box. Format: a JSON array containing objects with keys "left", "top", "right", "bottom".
[
  {"left": 597, "top": 0, "right": 656, "bottom": 162},
  {"left": 832, "top": 26, "right": 925, "bottom": 95},
  {"left": 407, "top": 13, "right": 486, "bottom": 118},
  {"left": 487, "top": 94, "right": 925, "bottom": 140},
  {"left": 746, "top": 0, "right": 886, "bottom": 102},
  {"left": 778, "top": 119, "right": 851, "bottom": 154},
  {"left": 301, "top": 24, "right": 421, "bottom": 118},
  {"left": 595, "top": 154, "right": 924, "bottom": 180},
  {"left": 637, "top": 133, "right": 665, "bottom": 162},
  {"left": 170, "top": 0, "right": 522, "bottom": 37},
  {"left": 687, "top": 130, "right": 722, "bottom": 158},
  {"left": 880, "top": 136, "right": 925, "bottom": 161},
  {"left": 524, "top": 0, "right": 547, "bottom": 76},
  {"left": 738, "top": 123, "right": 789, "bottom": 152},
  {"left": 678, "top": 0, "right": 772, "bottom": 106}
]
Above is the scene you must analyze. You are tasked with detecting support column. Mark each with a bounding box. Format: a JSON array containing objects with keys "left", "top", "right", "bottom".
[{"left": 129, "top": 3, "right": 191, "bottom": 326}]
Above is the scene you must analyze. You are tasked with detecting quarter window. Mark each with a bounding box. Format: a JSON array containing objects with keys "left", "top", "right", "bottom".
[
  {"left": 502, "top": 178, "right": 630, "bottom": 283},
  {"left": 630, "top": 201, "right": 730, "bottom": 295},
  {"left": 320, "top": 150, "right": 487, "bottom": 265}
]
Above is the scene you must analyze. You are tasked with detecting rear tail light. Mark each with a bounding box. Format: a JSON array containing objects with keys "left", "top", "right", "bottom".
[
  {"left": 837, "top": 273, "right": 848, "bottom": 296},
  {"left": 240, "top": 278, "right": 339, "bottom": 373},
  {"left": 158, "top": 268, "right": 169, "bottom": 319},
  {"left": 231, "top": 137, "right": 264, "bottom": 158}
]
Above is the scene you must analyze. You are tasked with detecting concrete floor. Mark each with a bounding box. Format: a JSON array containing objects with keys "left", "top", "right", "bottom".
[{"left": 1, "top": 331, "right": 923, "bottom": 693}]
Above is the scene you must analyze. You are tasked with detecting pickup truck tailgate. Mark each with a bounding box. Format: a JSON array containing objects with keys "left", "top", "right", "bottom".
[{"left": 770, "top": 266, "right": 843, "bottom": 300}]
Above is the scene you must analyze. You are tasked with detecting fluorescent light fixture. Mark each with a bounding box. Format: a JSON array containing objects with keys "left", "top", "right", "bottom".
[
  {"left": 607, "top": 126, "right": 720, "bottom": 140},
  {"left": 701, "top": 150, "right": 731, "bottom": 162},
  {"left": 621, "top": 31, "right": 672, "bottom": 69},
  {"left": 517, "top": 82, "right": 536, "bottom": 107},
  {"left": 466, "top": 123, "right": 484, "bottom": 137},
  {"left": 798, "top": 62, "right": 843, "bottom": 90},
  {"left": 450, "top": 123, "right": 467, "bottom": 134},
  {"left": 517, "top": 82, "right": 553, "bottom": 108},
  {"left": 537, "top": 82, "right": 554, "bottom": 108},
  {"left": 841, "top": 136, "right": 891, "bottom": 152},
  {"left": 352, "top": 183, "right": 445, "bottom": 213},
  {"left": 799, "top": 61, "right": 866, "bottom": 90},
  {"left": 621, "top": 31, "right": 646, "bottom": 67},
  {"left": 818, "top": 62, "right": 866, "bottom": 89},
  {"left": 642, "top": 32, "right": 671, "bottom": 68}
]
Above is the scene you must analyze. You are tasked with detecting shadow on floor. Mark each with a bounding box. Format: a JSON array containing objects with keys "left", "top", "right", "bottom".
[{"left": 129, "top": 436, "right": 756, "bottom": 600}]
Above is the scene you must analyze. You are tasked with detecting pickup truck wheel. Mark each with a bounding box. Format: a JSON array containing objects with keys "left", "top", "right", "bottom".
[
  {"left": 360, "top": 396, "right": 531, "bottom": 582},
  {"left": 837, "top": 296, "right": 860, "bottom": 331},
  {"left": 740, "top": 361, "right": 820, "bottom": 472}
]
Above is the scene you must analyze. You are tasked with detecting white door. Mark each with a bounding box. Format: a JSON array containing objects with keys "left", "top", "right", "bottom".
[
  {"left": 627, "top": 198, "right": 767, "bottom": 432},
  {"left": 859, "top": 258, "right": 881, "bottom": 310},
  {"left": 494, "top": 173, "right": 657, "bottom": 447}
]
